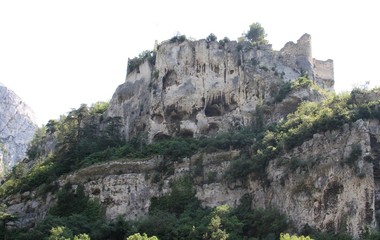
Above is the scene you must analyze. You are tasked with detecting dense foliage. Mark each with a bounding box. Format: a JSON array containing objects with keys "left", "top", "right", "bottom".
[
  {"left": 226, "top": 87, "right": 380, "bottom": 182},
  {"left": 127, "top": 50, "right": 156, "bottom": 74},
  {"left": 126, "top": 233, "right": 158, "bottom": 240},
  {"left": 0, "top": 102, "right": 124, "bottom": 197},
  {"left": 135, "top": 177, "right": 288, "bottom": 240},
  {"left": 169, "top": 34, "right": 187, "bottom": 44},
  {"left": 206, "top": 33, "right": 217, "bottom": 42},
  {"left": 280, "top": 233, "right": 313, "bottom": 240}
]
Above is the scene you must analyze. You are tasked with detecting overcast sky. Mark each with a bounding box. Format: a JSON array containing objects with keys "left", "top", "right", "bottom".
[{"left": 1, "top": 0, "right": 379, "bottom": 125}]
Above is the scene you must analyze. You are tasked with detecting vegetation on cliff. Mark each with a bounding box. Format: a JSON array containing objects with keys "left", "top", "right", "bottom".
[
  {"left": 0, "top": 102, "right": 125, "bottom": 197},
  {"left": 1, "top": 21, "right": 380, "bottom": 239},
  {"left": 226, "top": 87, "right": 380, "bottom": 182},
  {"left": 2, "top": 177, "right": 289, "bottom": 240},
  {"left": 1, "top": 83, "right": 380, "bottom": 239}
]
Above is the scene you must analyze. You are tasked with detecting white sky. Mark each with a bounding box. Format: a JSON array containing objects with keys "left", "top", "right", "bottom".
[{"left": 0, "top": 0, "right": 379, "bottom": 126}]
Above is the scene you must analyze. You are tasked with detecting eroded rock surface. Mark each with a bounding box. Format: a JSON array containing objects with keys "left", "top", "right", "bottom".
[
  {"left": 0, "top": 83, "right": 37, "bottom": 176},
  {"left": 5, "top": 120, "right": 380, "bottom": 238},
  {"left": 106, "top": 34, "right": 334, "bottom": 141}
]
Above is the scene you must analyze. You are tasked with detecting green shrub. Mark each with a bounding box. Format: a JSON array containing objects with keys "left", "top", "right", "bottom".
[
  {"left": 127, "top": 50, "right": 156, "bottom": 74},
  {"left": 206, "top": 33, "right": 217, "bottom": 42},
  {"left": 170, "top": 35, "right": 186, "bottom": 43},
  {"left": 149, "top": 177, "right": 200, "bottom": 216},
  {"left": 218, "top": 37, "right": 230, "bottom": 48},
  {"left": 275, "top": 77, "right": 312, "bottom": 103},
  {"left": 90, "top": 101, "right": 109, "bottom": 114},
  {"left": 362, "top": 229, "right": 380, "bottom": 239},
  {"left": 280, "top": 233, "right": 313, "bottom": 240},
  {"left": 275, "top": 81, "right": 292, "bottom": 102},
  {"left": 48, "top": 226, "right": 73, "bottom": 240},
  {"left": 126, "top": 233, "right": 158, "bottom": 240},
  {"left": 206, "top": 171, "right": 217, "bottom": 183},
  {"left": 245, "top": 22, "right": 268, "bottom": 45},
  {"left": 345, "top": 144, "right": 362, "bottom": 166}
]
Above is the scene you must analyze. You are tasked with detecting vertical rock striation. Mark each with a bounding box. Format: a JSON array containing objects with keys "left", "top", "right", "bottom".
[
  {"left": 106, "top": 34, "right": 334, "bottom": 141},
  {"left": 0, "top": 83, "right": 37, "bottom": 176}
]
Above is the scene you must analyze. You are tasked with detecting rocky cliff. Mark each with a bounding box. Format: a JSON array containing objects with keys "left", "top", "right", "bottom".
[
  {"left": 105, "top": 34, "right": 334, "bottom": 141},
  {"left": 0, "top": 83, "right": 37, "bottom": 177},
  {"left": 4, "top": 33, "right": 358, "bottom": 238},
  {"left": 5, "top": 119, "right": 380, "bottom": 238}
]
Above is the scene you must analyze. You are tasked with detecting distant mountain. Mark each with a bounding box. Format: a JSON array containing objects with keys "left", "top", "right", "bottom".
[{"left": 0, "top": 83, "right": 37, "bottom": 177}]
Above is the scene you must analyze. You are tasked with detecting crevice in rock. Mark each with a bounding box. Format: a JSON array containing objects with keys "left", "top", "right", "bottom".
[
  {"left": 162, "top": 70, "right": 178, "bottom": 90},
  {"left": 371, "top": 133, "right": 380, "bottom": 227}
]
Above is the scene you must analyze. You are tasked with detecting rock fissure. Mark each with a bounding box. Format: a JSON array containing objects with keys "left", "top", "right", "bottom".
[{"left": 0, "top": 84, "right": 37, "bottom": 176}]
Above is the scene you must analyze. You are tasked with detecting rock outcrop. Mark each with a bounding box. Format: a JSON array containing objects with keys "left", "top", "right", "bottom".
[
  {"left": 5, "top": 119, "right": 380, "bottom": 238},
  {"left": 3, "top": 34, "right": 349, "bottom": 237},
  {"left": 106, "top": 34, "right": 334, "bottom": 141},
  {"left": 0, "top": 83, "right": 37, "bottom": 177},
  {"left": 248, "top": 119, "right": 380, "bottom": 238}
]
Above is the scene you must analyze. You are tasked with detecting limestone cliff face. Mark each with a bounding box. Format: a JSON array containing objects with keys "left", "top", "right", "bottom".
[
  {"left": 5, "top": 119, "right": 380, "bottom": 237},
  {"left": 0, "top": 83, "right": 37, "bottom": 177},
  {"left": 106, "top": 34, "right": 334, "bottom": 141},
  {"left": 247, "top": 119, "right": 380, "bottom": 238},
  {"left": 3, "top": 35, "right": 345, "bottom": 236}
]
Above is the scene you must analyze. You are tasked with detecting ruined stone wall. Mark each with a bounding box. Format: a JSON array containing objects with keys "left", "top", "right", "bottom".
[
  {"left": 279, "top": 33, "right": 313, "bottom": 76},
  {"left": 314, "top": 58, "right": 334, "bottom": 91},
  {"left": 106, "top": 61, "right": 153, "bottom": 140}
]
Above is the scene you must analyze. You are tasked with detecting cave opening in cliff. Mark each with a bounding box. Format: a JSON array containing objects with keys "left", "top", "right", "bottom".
[{"left": 205, "top": 104, "right": 222, "bottom": 117}]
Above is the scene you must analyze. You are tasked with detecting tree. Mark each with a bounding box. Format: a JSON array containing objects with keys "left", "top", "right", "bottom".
[
  {"left": 47, "top": 226, "right": 91, "bottom": 240},
  {"left": 204, "top": 215, "right": 229, "bottom": 240},
  {"left": 280, "top": 233, "right": 313, "bottom": 240},
  {"left": 206, "top": 33, "right": 217, "bottom": 42},
  {"left": 48, "top": 226, "right": 73, "bottom": 240},
  {"left": 90, "top": 101, "right": 109, "bottom": 114},
  {"left": 126, "top": 233, "right": 158, "bottom": 240},
  {"left": 245, "top": 22, "right": 267, "bottom": 45},
  {"left": 46, "top": 119, "right": 59, "bottom": 135},
  {"left": 102, "top": 116, "right": 124, "bottom": 147},
  {"left": 73, "top": 234, "right": 91, "bottom": 240}
]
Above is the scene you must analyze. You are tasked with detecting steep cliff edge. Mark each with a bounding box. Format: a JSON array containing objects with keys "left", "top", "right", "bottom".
[
  {"left": 0, "top": 83, "right": 37, "bottom": 177},
  {"left": 105, "top": 34, "right": 334, "bottom": 141}
]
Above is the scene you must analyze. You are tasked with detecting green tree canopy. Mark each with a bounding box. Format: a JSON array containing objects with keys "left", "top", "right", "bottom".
[
  {"left": 280, "top": 233, "right": 313, "bottom": 240},
  {"left": 206, "top": 33, "right": 217, "bottom": 42},
  {"left": 245, "top": 22, "right": 268, "bottom": 45},
  {"left": 48, "top": 226, "right": 73, "bottom": 240},
  {"left": 126, "top": 233, "right": 158, "bottom": 240},
  {"left": 48, "top": 226, "right": 91, "bottom": 240}
]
